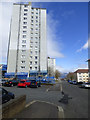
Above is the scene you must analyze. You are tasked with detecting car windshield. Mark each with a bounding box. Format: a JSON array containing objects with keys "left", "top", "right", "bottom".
[
  {"left": 86, "top": 83, "right": 90, "bottom": 85},
  {"left": 20, "top": 81, "right": 25, "bottom": 83},
  {"left": 31, "top": 80, "right": 36, "bottom": 83}
]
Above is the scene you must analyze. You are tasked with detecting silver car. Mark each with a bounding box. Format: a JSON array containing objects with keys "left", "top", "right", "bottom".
[{"left": 84, "top": 83, "right": 90, "bottom": 88}]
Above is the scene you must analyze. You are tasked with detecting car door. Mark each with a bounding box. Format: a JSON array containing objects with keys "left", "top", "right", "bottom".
[{"left": 2, "top": 89, "right": 10, "bottom": 104}]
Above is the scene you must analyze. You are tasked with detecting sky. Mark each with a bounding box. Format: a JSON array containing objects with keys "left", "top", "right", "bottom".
[{"left": 0, "top": 0, "right": 89, "bottom": 73}]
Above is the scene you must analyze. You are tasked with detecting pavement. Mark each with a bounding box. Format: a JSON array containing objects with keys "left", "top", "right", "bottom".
[{"left": 13, "top": 100, "right": 64, "bottom": 118}]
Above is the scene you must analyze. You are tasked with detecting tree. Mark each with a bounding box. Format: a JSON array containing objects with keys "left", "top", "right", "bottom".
[
  {"left": 55, "top": 70, "right": 61, "bottom": 80},
  {"left": 66, "top": 72, "right": 75, "bottom": 80}
]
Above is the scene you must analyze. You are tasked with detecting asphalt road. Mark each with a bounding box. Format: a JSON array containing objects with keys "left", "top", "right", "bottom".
[
  {"left": 59, "top": 80, "right": 88, "bottom": 118},
  {"left": 3, "top": 80, "right": 88, "bottom": 118}
]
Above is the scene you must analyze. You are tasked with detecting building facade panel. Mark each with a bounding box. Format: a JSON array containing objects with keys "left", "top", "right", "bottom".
[
  {"left": 7, "top": 3, "right": 47, "bottom": 76},
  {"left": 7, "top": 5, "right": 20, "bottom": 73}
]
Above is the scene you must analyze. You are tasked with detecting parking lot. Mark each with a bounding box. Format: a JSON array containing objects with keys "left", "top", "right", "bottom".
[{"left": 2, "top": 80, "right": 89, "bottom": 118}]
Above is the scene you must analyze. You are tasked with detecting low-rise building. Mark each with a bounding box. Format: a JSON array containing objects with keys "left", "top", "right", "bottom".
[{"left": 74, "top": 69, "right": 89, "bottom": 83}]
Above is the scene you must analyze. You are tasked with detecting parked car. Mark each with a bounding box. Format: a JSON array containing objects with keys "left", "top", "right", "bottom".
[
  {"left": 4, "top": 80, "right": 19, "bottom": 87},
  {"left": 79, "top": 83, "right": 86, "bottom": 88},
  {"left": 29, "top": 79, "right": 41, "bottom": 88},
  {"left": 69, "top": 80, "right": 73, "bottom": 84},
  {"left": 0, "top": 87, "right": 15, "bottom": 104},
  {"left": 1, "top": 79, "right": 8, "bottom": 86},
  {"left": 72, "top": 81, "right": 77, "bottom": 85},
  {"left": 84, "top": 83, "right": 90, "bottom": 88},
  {"left": 17, "top": 80, "right": 30, "bottom": 88}
]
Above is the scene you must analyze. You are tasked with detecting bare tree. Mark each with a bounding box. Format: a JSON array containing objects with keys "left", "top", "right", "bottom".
[{"left": 66, "top": 72, "right": 75, "bottom": 80}]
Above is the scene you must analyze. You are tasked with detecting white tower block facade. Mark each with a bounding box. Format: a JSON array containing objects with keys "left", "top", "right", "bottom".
[{"left": 7, "top": 3, "right": 47, "bottom": 76}]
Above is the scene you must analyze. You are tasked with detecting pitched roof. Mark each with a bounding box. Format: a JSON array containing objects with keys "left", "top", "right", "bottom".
[{"left": 74, "top": 69, "right": 89, "bottom": 73}]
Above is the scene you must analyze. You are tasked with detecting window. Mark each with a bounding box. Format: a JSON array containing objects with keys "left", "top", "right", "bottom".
[
  {"left": 21, "top": 61, "right": 25, "bottom": 63},
  {"left": 30, "top": 45, "right": 33, "bottom": 48},
  {"left": 35, "top": 67, "right": 37, "bottom": 70},
  {"left": 30, "top": 41, "right": 33, "bottom": 43},
  {"left": 30, "top": 61, "right": 32, "bottom": 65},
  {"left": 22, "top": 50, "right": 26, "bottom": 52},
  {"left": 31, "top": 20, "right": 33, "bottom": 23},
  {"left": 35, "top": 46, "right": 38, "bottom": 48},
  {"left": 24, "top": 17, "right": 27, "bottom": 20},
  {"left": 23, "top": 31, "right": 27, "bottom": 33},
  {"left": 31, "top": 16, "right": 33, "bottom": 19},
  {"left": 36, "top": 16, "right": 38, "bottom": 19},
  {"left": 24, "top": 13, "right": 27, "bottom": 16},
  {"left": 21, "top": 55, "right": 25, "bottom": 58},
  {"left": 35, "top": 61, "right": 37, "bottom": 64},
  {"left": 35, "top": 33, "right": 38, "bottom": 35},
  {"left": 31, "top": 37, "right": 33, "bottom": 40},
  {"left": 36, "top": 12, "right": 38, "bottom": 15},
  {"left": 36, "top": 24, "right": 38, "bottom": 26},
  {"left": 31, "top": 24, "right": 33, "bottom": 27},
  {"left": 31, "top": 28, "right": 33, "bottom": 31},
  {"left": 22, "top": 40, "right": 26, "bottom": 43},
  {"left": 36, "top": 20, "right": 38, "bottom": 23},
  {"left": 30, "top": 51, "right": 33, "bottom": 54},
  {"left": 21, "top": 66, "right": 25, "bottom": 69},
  {"left": 22, "top": 45, "right": 26, "bottom": 48},
  {"left": 35, "top": 41, "right": 38, "bottom": 44},
  {"left": 24, "top": 9, "right": 28, "bottom": 11},
  {"left": 31, "top": 32, "right": 33, "bottom": 35},
  {"left": 23, "top": 26, "right": 27, "bottom": 29},
  {"left": 36, "top": 28, "right": 38, "bottom": 31},
  {"left": 35, "top": 51, "right": 38, "bottom": 54},
  {"left": 31, "top": 12, "right": 34, "bottom": 14},
  {"left": 36, "top": 8, "right": 38, "bottom": 11},
  {"left": 24, "top": 5, "right": 28, "bottom": 7},
  {"left": 35, "top": 37, "right": 38, "bottom": 39},
  {"left": 23, "top": 35, "right": 26, "bottom": 38},
  {"left": 30, "top": 67, "right": 32, "bottom": 70},
  {"left": 30, "top": 56, "right": 32, "bottom": 59},
  {"left": 23, "top": 22, "right": 27, "bottom": 24},
  {"left": 35, "top": 56, "right": 37, "bottom": 59}
]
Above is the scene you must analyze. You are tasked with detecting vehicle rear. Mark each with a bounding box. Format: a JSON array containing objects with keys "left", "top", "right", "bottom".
[
  {"left": 18, "top": 80, "right": 30, "bottom": 88},
  {"left": 84, "top": 83, "right": 90, "bottom": 88},
  {"left": 29, "top": 80, "right": 38, "bottom": 88}
]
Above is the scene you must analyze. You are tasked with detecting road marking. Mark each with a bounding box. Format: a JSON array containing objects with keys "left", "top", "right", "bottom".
[
  {"left": 46, "top": 88, "right": 49, "bottom": 92},
  {"left": 25, "top": 100, "right": 36, "bottom": 108},
  {"left": 58, "top": 106, "right": 64, "bottom": 118}
]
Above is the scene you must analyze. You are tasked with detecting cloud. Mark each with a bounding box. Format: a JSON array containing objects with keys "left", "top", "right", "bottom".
[
  {"left": 56, "top": 65, "right": 76, "bottom": 73},
  {"left": 0, "top": 3, "right": 13, "bottom": 64},
  {"left": 76, "top": 39, "right": 90, "bottom": 52},
  {"left": 47, "top": 11, "right": 64, "bottom": 58}
]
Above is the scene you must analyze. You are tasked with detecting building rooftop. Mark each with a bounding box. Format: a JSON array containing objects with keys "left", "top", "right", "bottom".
[{"left": 74, "top": 69, "right": 89, "bottom": 73}]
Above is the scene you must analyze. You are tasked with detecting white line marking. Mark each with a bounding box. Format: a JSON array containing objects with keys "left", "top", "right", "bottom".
[{"left": 25, "top": 100, "right": 36, "bottom": 108}]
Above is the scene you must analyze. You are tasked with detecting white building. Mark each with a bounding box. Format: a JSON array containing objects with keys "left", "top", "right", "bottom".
[
  {"left": 47, "top": 58, "right": 56, "bottom": 76},
  {"left": 7, "top": 3, "right": 47, "bottom": 77},
  {"left": 74, "top": 69, "right": 89, "bottom": 83}
]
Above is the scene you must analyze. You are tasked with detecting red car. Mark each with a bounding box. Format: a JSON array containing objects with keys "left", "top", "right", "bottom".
[{"left": 17, "top": 80, "right": 30, "bottom": 88}]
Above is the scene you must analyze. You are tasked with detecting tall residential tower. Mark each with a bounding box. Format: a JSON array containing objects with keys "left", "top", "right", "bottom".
[{"left": 7, "top": 3, "right": 47, "bottom": 77}]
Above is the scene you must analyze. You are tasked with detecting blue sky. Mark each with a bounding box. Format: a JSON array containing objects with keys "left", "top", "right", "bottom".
[
  {"left": 0, "top": 1, "right": 89, "bottom": 73},
  {"left": 32, "top": 2, "right": 88, "bottom": 72}
]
